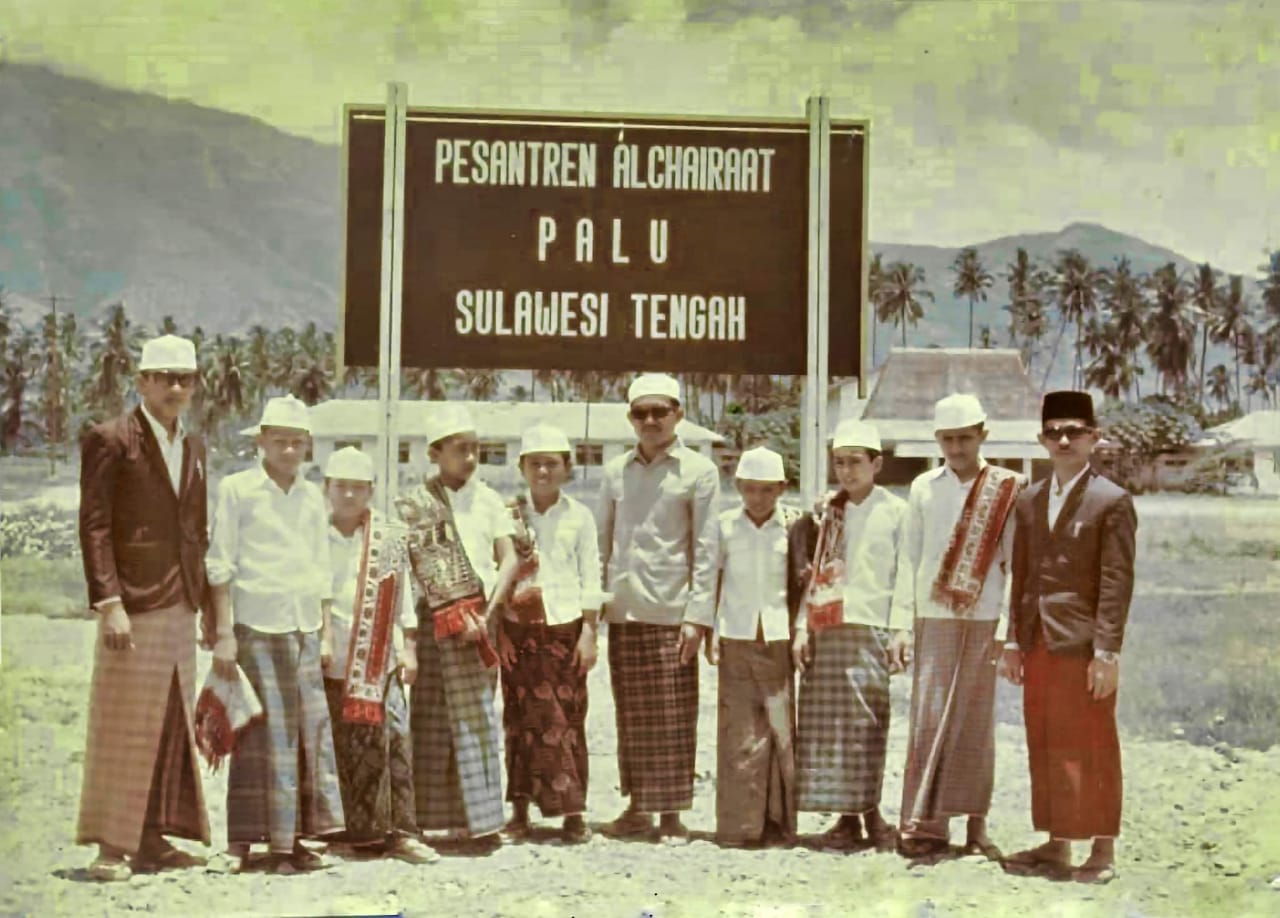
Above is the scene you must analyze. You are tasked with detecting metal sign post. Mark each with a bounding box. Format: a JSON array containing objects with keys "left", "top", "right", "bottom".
[
  {"left": 374, "top": 82, "right": 408, "bottom": 515},
  {"left": 801, "top": 95, "right": 831, "bottom": 506}
]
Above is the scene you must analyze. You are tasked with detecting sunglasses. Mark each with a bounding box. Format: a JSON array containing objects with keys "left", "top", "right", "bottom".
[
  {"left": 1042, "top": 424, "right": 1093, "bottom": 441},
  {"left": 146, "top": 371, "right": 198, "bottom": 388},
  {"left": 630, "top": 405, "right": 674, "bottom": 422}
]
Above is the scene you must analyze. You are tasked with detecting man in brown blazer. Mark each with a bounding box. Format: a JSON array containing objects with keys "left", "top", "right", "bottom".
[
  {"left": 1000, "top": 390, "right": 1137, "bottom": 884},
  {"left": 77, "top": 334, "right": 212, "bottom": 880}
]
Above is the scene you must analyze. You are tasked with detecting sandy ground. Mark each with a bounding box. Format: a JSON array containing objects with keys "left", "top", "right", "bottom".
[{"left": 1, "top": 612, "right": 1278, "bottom": 918}]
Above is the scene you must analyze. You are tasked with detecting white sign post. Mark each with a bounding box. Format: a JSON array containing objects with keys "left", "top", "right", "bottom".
[
  {"left": 374, "top": 82, "right": 408, "bottom": 515},
  {"left": 800, "top": 94, "right": 832, "bottom": 507}
]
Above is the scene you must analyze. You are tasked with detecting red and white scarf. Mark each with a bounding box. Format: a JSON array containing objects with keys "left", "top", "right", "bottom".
[
  {"left": 930, "top": 465, "right": 1022, "bottom": 614},
  {"left": 504, "top": 493, "right": 547, "bottom": 625},
  {"left": 804, "top": 491, "right": 849, "bottom": 631},
  {"left": 340, "top": 509, "right": 409, "bottom": 725}
]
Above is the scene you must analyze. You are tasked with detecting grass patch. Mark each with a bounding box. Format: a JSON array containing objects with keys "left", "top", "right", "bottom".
[{"left": 0, "top": 555, "right": 88, "bottom": 618}]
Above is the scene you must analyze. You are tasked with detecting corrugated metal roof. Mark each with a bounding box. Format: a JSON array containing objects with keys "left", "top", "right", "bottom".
[{"left": 863, "top": 348, "right": 1042, "bottom": 421}]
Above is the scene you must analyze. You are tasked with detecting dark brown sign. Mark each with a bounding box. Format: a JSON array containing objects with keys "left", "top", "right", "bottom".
[{"left": 342, "top": 108, "right": 865, "bottom": 376}]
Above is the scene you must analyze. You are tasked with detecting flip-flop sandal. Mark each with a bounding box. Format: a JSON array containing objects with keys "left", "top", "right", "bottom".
[
  {"left": 961, "top": 839, "right": 1004, "bottom": 861},
  {"left": 88, "top": 857, "right": 133, "bottom": 882},
  {"left": 1072, "top": 864, "right": 1117, "bottom": 884},
  {"left": 897, "top": 837, "right": 950, "bottom": 859},
  {"left": 136, "top": 847, "right": 207, "bottom": 871}
]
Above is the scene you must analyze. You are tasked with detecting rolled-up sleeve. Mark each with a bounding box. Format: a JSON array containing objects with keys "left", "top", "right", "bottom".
[
  {"left": 205, "top": 476, "right": 240, "bottom": 587},
  {"left": 682, "top": 463, "right": 720, "bottom": 626}
]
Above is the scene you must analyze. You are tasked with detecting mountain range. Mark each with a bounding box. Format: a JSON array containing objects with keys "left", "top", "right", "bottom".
[{"left": 0, "top": 62, "right": 1257, "bottom": 388}]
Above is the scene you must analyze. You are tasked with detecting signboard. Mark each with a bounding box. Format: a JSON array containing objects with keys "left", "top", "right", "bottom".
[{"left": 342, "top": 108, "right": 866, "bottom": 377}]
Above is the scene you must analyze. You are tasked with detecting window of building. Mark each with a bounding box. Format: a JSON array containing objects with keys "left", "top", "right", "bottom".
[
  {"left": 399, "top": 440, "right": 412, "bottom": 464},
  {"left": 575, "top": 443, "right": 604, "bottom": 466},
  {"left": 479, "top": 441, "right": 508, "bottom": 465}
]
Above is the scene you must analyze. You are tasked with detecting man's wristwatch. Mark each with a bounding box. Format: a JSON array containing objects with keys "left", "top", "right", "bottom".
[{"left": 1093, "top": 649, "right": 1120, "bottom": 664}]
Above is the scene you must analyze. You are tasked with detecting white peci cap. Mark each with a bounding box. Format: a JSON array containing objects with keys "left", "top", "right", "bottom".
[
  {"left": 324, "top": 446, "right": 374, "bottom": 482},
  {"left": 830, "top": 419, "right": 882, "bottom": 452},
  {"left": 426, "top": 403, "right": 476, "bottom": 447},
  {"left": 519, "top": 423, "right": 572, "bottom": 457},
  {"left": 933, "top": 393, "right": 987, "bottom": 432},
  {"left": 138, "top": 334, "right": 197, "bottom": 372},
  {"left": 735, "top": 446, "right": 786, "bottom": 482},
  {"left": 626, "top": 372, "right": 681, "bottom": 405},
  {"left": 257, "top": 395, "right": 312, "bottom": 433}
]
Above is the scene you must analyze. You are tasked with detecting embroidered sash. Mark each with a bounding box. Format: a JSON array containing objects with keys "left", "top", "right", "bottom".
[
  {"left": 340, "top": 510, "right": 408, "bottom": 725},
  {"left": 930, "top": 465, "right": 1022, "bottom": 614},
  {"left": 396, "top": 477, "right": 499, "bottom": 668},
  {"left": 804, "top": 491, "right": 849, "bottom": 631},
  {"left": 504, "top": 494, "right": 547, "bottom": 625}
]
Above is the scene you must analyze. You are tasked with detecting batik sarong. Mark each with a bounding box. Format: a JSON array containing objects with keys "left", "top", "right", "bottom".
[
  {"left": 323, "top": 673, "right": 418, "bottom": 843},
  {"left": 900, "top": 618, "right": 998, "bottom": 838},
  {"left": 796, "top": 624, "right": 891, "bottom": 814},
  {"left": 501, "top": 619, "right": 589, "bottom": 818},
  {"left": 77, "top": 602, "right": 210, "bottom": 855},
  {"left": 716, "top": 638, "right": 795, "bottom": 843},
  {"left": 226, "top": 626, "right": 345, "bottom": 852},
  {"left": 608, "top": 621, "right": 699, "bottom": 814}
]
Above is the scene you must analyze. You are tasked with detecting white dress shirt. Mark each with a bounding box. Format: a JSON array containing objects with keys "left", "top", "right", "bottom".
[
  {"left": 139, "top": 402, "right": 184, "bottom": 494},
  {"left": 1048, "top": 465, "right": 1090, "bottom": 530},
  {"left": 442, "top": 477, "right": 515, "bottom": 601},
  {"left": 522, "top": 492, "right": 604, "bottom": 626},
  {"left": 890, "top": 460, "right": 1017, "bottom": 632},
  {"left": 709, "top": 506, "right": 791, "bottom": 641},
  {"left": 828, "top": 486, "right": 908, "bottom": 631},
  {"left": 206, "top": 464, "right": 333, "bottom": 633},
  {"left": 326, "top": 520, "right": 416, "bottom": 675}
]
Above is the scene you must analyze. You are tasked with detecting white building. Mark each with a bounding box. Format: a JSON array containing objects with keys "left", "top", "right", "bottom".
[{"left": 303, "top": 399, "right": 724, "bottom": 489}]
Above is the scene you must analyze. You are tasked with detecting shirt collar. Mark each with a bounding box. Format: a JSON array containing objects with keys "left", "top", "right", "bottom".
[
  {"left": 940, "top": 457, "right": 988, "bottom": 485},
  {"left": 526, "top": 491, "right": 568, "bottom": 516},
  {"left": 1052, "top": 464, "right": 1090, "bottom": 497},
  {"left": 733, "top": 504, "right": 785, "bottom": 530},
  {"left": 251, "top": 461, "right": 303, "bottom": 494},
  {"left": 627, "top": 436, "right": 687, "bottom": 467},
  {"left": 139, "top": 402, "right": 184, "bottom": 445}
]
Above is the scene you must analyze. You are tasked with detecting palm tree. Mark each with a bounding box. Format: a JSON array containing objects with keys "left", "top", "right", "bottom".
[
  {"left": 1259, "top": 250, "right": 1280, "bottom": 324},
  {"left": 87, "top": 302, "right": 142, "bottom": 420},
  {"left": 206, "top": 337, "right": 248, "bottom": 441},
  {"left": 1044, "top": 249, "right": 1102, "bottom": 389},
  {"left": 1189, "top": 262, "right": 1221, "bottom": 411},
  {"left": 950, "top": 247, "right": 994, "bottom": 349},
  {"left": 459, "top": 369, "right": 502, "bottom": 401},
  {"left": 405, "top": 368, "right": 458, "bottom": 400},
  {"left": 1003, "top": 251, "right": 1051, "bottom": 373},
  {"left": 1205, "top": 364, "right": 1232, "bottom": 412},
  {"left": 246, "top": 324, "right": 274, "bottom": 408},
  {"left": 39, "top": 310, "right": 68, "bottom": 456},
  {"left": 1209, "top": 275, "right": 1251, "bottom": 407},
  {"left": 881, "top": 261, "right": 933, "bottom": 349},
  {"left": 1144, "top": 263, "right": 1197, "bottom": 396},
  {"left": 1, "top": 330, "right": 36, "bottom": 453},
  {"left": 868, "top": 252, "right": 886, "bottom": 367},
  {"left": 1099, "top": 256, "right": 1148, "bottom": 399}
]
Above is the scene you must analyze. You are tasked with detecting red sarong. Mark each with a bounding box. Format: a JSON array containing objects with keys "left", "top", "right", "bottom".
[{"left": 1023, "top": 640, "right": 1123, "bottom": 839}]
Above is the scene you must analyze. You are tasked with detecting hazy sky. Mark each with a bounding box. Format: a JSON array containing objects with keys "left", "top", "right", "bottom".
[{"left": 5, "top": 0, "right": 1277, "bottom": 274}]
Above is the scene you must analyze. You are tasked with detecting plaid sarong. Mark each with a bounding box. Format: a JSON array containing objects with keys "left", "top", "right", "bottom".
[
  {"left": 323, "top": 674, "right": 418, "bottom": 843},
  {"left": 608, "top": 621, "right": 699, "bottom": 814},
  {"left": 77, "top": 602, "right": 209, "bottom": 854},
  {"left": 796, "top": 624, "right": 892, "bottom": 814},
  {"left": 716, "top": 639, "right": 795, "bottom": 843},
  {"left": 930, "top": 466, "right": 1020, "bottom": 614},
  {"left": 411, "top": 630, "right": 505, "bottom": 836},
  {"left": 501, "top": 619, "right": 589, "bottom": 817},
  {"left": 227, "top": 626, "right": 345, "bottom": 852},
  {"left": 341, "top": 511, "right": 410, "bottom": 725},
  {"left": 900, "top": 618, "right": 999, "bottom": 838}
]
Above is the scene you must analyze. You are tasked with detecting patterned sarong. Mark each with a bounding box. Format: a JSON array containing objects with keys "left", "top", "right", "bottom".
[
  {"left": 411, "top": 628, "right": 505, "bottom": 836},
  {"left": 796, "top": 624, "right": 892, "bottom": 814},
  {"left": 323, "top": 674, "right": 418, "bottom": 843},
  {"left": 77, "top": 602, "right": 209, "bottom": 854},
  {"left": 716, "top": 639, "right": 795, "bottom": 843},
  {"left": 930, "top": 466, "right": 1021, "bottom": 614},
  {"left": 1023, "top": 640, "right": 1123, "bottom": 839},
  {"left": 900, "top": 619, "right": 998, "bottom": 838},
  {"left": 608, "top": 621, "right": 699, "bottom": 814},
  {"left": 226, "top": 626, "right": 345, "bottom": 852},
  {"left": 501, "top": 619, "right": 589, "bottom": 818},
  {"left": 341, "top": 511, "right": 410, "bottom": 725}
]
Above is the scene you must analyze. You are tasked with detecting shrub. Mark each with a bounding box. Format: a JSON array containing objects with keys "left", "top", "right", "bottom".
[{"left": 0, "top": 503, "right": 80, "bottom": 560}]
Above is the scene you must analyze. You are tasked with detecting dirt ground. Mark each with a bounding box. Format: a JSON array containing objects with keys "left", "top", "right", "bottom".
[{"left": 1, "top": 492, "right": 1279, "bottom": 917}]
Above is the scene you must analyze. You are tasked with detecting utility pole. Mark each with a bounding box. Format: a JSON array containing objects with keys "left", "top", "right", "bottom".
[{"left": 44, "top": 293, "right": 64, "bottom": 477}]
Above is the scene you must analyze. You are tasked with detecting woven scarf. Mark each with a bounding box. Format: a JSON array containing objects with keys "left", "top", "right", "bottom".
[
  {"left": 339, "top": 510, "right": 408, "bottom": 725},
  {"left": 193, "top": 665, "right": 263, "bottom": 772},
  {"left": 396, "top": 477, "right": 498, "bottom": 668},
  {"left": 504, "top": 494, "right": 547, "bottom": 625},
  {"left": 930, "top": 465, "right": 1022, "bottom": 614},
  {"left": 804, "top": 491, "right": 849, "bottom": 631}
]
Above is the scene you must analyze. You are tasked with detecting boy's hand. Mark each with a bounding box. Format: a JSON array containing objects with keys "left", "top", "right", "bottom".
[
  {"left": 678, "top": 623, "right": 706, "bottom": 665},
  {"left": 704, "top": 635, "right": 721, "bottom": 666},
  {"left": 400, "top": 654, "right": 419, "bottom": 686},
  {"left": 319, "top": 626, "right": 334, "bottom": 672},
  {"left": 997, "top": 647, "right": 1023, "bottom": 685},
  {"left": 99, "top": 602, "right": 134, "bottom": 652},
  {"left": 497, "top": 626, "right": 517, "bottom": 670},
  {"left": 791, "top": 628, "right": 812, "bottom": 674},
  {"left": 572, "top": 622, "right": 599, "bottom": 676},
  {"left": 212, "top": 633, "right": 238, "bottom": 679},
  {"left": 886, "top": 630, "right": 913, "bottom": 673}
]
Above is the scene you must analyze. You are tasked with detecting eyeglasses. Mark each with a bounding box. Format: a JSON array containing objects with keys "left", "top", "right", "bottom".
[
  {"left": 1042, "top": 424, "right": 1093, "bottom": 441},
  {"left": 629, "top": 405, "right": 673, "bottom": 422},
  {"left": 147, "top": 371, "right": 198, "bottom": 388}
]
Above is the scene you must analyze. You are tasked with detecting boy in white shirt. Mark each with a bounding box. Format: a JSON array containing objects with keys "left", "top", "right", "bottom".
[
  {"left": 207, "top": 395, "right": 345, "bottom": 874},
  {"left": 395, "top": 404, "right": 518, "bottom": 852},
  {"left": 496, "top": 424, "right": 602, "bottom": 845},
  {"left": 320, "top": 447, "right": 439, "bottom": 865},
  {"left": 697, "top": 446, "right": 800, "bottom": 848},
  {"left": 789, "top": 420, "right": 907, "bottom": 851}
]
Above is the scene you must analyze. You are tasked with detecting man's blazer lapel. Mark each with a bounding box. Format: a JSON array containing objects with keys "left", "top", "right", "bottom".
[
  {"left": 133, "top": 406, "right": 179, "bottom": 502},
  {"left": 1050, "top": 468, "right": 1094, "bottom": 541}
]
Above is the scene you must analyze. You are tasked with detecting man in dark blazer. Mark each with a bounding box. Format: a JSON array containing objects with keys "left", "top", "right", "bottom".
[
  {"left": 999, "top": 390, "right": 1137, "bottom": 884},
  {"left": 76, "top": 334, "right": 212, "bottom": 880}
]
